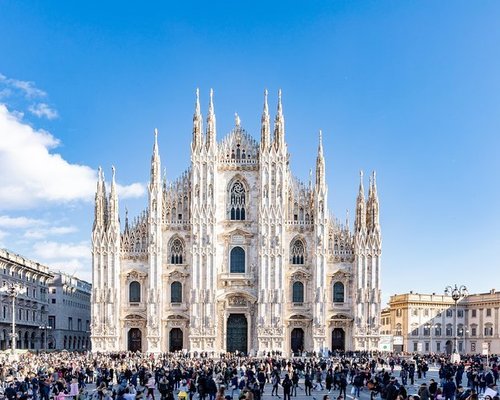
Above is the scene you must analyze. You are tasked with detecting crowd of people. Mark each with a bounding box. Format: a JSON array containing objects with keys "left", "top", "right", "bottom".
[{"left": 0, "top": 352, "right": 498, "bottom": 400}]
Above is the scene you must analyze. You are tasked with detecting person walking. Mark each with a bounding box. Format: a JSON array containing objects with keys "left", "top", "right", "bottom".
[{"left": 282, "top": 374, "right": 292, "bottom": 400}]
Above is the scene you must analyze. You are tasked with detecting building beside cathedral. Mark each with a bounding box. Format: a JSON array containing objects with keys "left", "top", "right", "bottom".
[{"left": 91, "top": 90, "right": 382, "bottom": 354}]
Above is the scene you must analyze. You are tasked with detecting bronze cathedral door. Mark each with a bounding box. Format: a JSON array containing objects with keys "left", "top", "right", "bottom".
[{"left": 226, "top": 314, "right": 248, "bottom": 354}]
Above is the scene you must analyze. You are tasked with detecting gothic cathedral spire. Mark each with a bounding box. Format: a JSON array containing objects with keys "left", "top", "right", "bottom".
[
  {"left": 192, "top": 88, "right": 203, "bottom": 152},
  {"left": 107, "top": 166, "right": 119, "bottom": 230},
  {"left": 261, "top": 89, "right": 270, "bottom": 151},
  {"left": 206, "top": 88, "right": 216, "bottom": 150},
  {"left": 354, "top": 170, "right": 366, "bottom": 233},
  {"left": 273, "top": 89, "right": 285, "bottom": 151},
  {"left": 367, "top": 171, "right": 380, "bottom": 233},
  {"left": 93, "top": 166, "right": 106, "bottom": 230},
  {"left": 150, "top": 128, "right": 161, "bottom": 186},
  {"left": 315, "top": 130, "right": 325, "bottom": 189}
]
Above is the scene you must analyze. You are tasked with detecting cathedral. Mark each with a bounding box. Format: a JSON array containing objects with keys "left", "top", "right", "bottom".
[{"left": 91, "top": 89, "right": 382, "bottom": 355}]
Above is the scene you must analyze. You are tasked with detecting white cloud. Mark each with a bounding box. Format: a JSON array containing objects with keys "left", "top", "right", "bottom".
[
  {"left": 0, "top": 73, "right": 46, "bottom": 98},
  {"left": 33, "top": 240, "right": 89, "bottom": 260},
  {"left": 24, "top": 225, "right": 78, "bottom": 239},
  {"left": 32, "top": 240, "right": 91, "bottom": 282},
  {"left": 50, "top": 258, "right": 91, "bottom": 282},
  {"left": 28, "top": 103, "right": 58, "bottom": 120},
  {"left": 0, "top": 215, "right": 45, "bottom": 228},
  {"left": 117, "top": 182, "right": 145, "bottom": 198},
  {"left": 0, "top": 104, "right": 145, "bottom": 209}
]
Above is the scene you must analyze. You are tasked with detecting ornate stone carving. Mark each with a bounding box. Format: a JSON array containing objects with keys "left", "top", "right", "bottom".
[{"left": 228, "top": 295, "right": 247, "bottom": 306}]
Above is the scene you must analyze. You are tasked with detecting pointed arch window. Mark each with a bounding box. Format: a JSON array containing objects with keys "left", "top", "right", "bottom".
[
  {"left": 333, "top": 282, "right": 345, "bottom": 303},
  {"left": 229, "top": 180, "right": 246, "bottom": 221},
  {"left": 230, "top": 246, "right": 245, "bottom": 273},
  {"left": 292, "top": 282, "right": 304, "bottom": 303},
  {"left": 170, "top": 238, "right": 184, "bottom": 264},
  {"left": 170, "top": 281, "right": 182, "bottom": 303},
  {"left": 129, "top": 281, "right": 141, "bottom": 303},
  {"left": 290, "top": 240, "right": 305, "bottom": 264}
]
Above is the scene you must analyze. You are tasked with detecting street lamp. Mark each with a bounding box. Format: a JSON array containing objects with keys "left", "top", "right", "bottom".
[
  {"left": 38, "top": 324, "right": 52, "bottom": 351},
  {"left": 445, "top": 284, "right": 468, "bottom": 362},
  {"left": 0, "top": 283, "right": 27, "bottom": 358}
]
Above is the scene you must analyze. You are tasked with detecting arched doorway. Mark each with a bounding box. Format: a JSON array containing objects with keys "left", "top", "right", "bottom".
[
  {"left": 169, "top": 328, "right": 183, "bottom": 352},
  {"left": 226, "top": 314, "right": 248, "bottom": 354},
  {"left": 332, "top": 328, "right": 345, "bottom": 351},
  {"left": 291, "top": 328, "right": 304, "bottom": 355},
  {"left": 445, "top": 340, "right": 453, "bottom": 355},
  {"left": 128, "top": 328, "right": 142, "bottom": 352}
]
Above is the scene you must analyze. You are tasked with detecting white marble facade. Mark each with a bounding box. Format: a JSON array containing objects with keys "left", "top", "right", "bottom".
[{"left": 91, "top": 90, "right": 382, "bottom": 354}]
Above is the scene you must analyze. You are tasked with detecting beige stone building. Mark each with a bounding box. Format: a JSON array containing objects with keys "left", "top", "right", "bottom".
[
  {"left": 386, "top": 290, "right": 500, "bottom": 354},
  {"left": 0, "top": 249, "right": 52, "bottom": 351},
  {"left": 91, "top": 90, "right": 383, "bottom": 354}
]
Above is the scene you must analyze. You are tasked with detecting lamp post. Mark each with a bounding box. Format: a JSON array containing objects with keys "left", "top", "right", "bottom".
[
  {"left": 38, "top": 324, "right": 52, "bottom": 351},
  {"left": 0, "top": 283, "right": 27, "bottom": 358},
  {"left": 445, "top": 284, "right": 467, "bottom": 363}
]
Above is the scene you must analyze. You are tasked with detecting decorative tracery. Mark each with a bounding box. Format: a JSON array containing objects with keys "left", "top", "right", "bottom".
[
  {"left": 290, "top": 240, "right": 305, "bottom": 264},
  {"left": 170, "top": 238, "right": 184, "bottom": 264},
  {"left": 229, "top": 180, "right": 246, "bottom": 221}
]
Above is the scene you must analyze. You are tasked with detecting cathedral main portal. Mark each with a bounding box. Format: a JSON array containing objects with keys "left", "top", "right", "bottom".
[
  {"left": 128, "top": 328, "right": 142, "bottom": 352},
  {"left": 226, "top": 314, "right": 248, "bottom": 354}
]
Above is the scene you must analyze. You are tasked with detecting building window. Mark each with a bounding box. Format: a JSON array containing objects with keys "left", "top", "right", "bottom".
[
  {"left": 471, "top": 309, "right": 477, "bottom": 318},
  {"left": 424, "top": 309, "right": 429, "bottom": 317},
  {"left": 333, "top": 282, "right": 345, "bottom": 303},
  {"left": 230, "top": 246, "right": 245, "bottom": 273},
  {"left": 484, "top": 324, "right": 493, "bottom": 336},
  {"left": 412, "top": 309, "right": 418, "bottom": 317},
  {"left": 435, "top": 325, "right": 442, "bottom": 336},
  {"left": 229, "top": 180, "right": 246, "bottom": 220},
  {"left": 486, "top": 308, "right": 492, "bottom": 317},
  {"left": 129, "top": 281, "right": 141, "bottom": 303},
  {"left": 395, "top": 323, "right": 402, "bottom": 336},
  {"left": 425, "top": 342, "right": 429, "bottom": 352},
  {"left": 396, "top": 309, "right": 402, "bottom": 317},
  {"left": 471, "top": 326, "right": 477, "bottom": 336},
  {"left": 48, "top": 316, "right": 56, "bottom": 329},
  {"left": 446, "top": 309, "right": 452, "bottom": 317},
  {"left": 412, "top": 326, "right": 419, "bottom": 336},
  {"left": 413, "top": 342, "right": 418, "bottom": 352},
  {"left": 171, "top": 281, "right": 182, "bottom": 303},
  {"left": 170, "top": 238, "right": 184, "bottom": 264},
  {"left": 292, "top": 282, "right": 304, "bottom": 303},
  {"left": 436, "top": 342, "right": 441, "bottom": 352},
  {"left": 78, "top": 319, "right": 82, "bottom": 331},
  {"left": 423, "top": 326, "right": 430, "bottom": 336},
  {"left": 446, "top": 324, "right": 453, "bottom": 336},
  {"left": 68, "top": 317, "right": 73, "bottom": 330},
  {"left": 458, "top": 342, "right": 463, "bottom": 352},
  {"left": 457, "top": 309, "right": 464, "bottom": 318},
  {"left": 290, "top": 240, "right": 305, "bottom": 264},
  {"left": 51, "top": 298, "right": 56, "bottom": 304},
  {"left": 471, "top": 342, "right": 476, "bottom": 352}
]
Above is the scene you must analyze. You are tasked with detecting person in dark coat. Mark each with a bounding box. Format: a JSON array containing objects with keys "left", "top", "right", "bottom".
[
  {"left": 443, "top": 378, "right": 457, "bottom": 400},
  {"left": 282, "top": 374, "right": 293, "bottom": 400}
]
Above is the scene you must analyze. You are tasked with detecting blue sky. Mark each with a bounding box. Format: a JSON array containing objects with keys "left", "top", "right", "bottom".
[{"left": 0, "top": 1, "right": 499, "bottom": 303}]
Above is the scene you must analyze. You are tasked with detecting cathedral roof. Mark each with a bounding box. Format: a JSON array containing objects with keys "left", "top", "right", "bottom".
[{"left": 218, "top": 125, "right": 259, "bottom": 166}]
